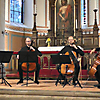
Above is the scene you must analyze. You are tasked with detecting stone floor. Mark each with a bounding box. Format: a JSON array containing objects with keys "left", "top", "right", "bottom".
[{"left": 0, "top": 79, "right": 100, "bottom": 100}]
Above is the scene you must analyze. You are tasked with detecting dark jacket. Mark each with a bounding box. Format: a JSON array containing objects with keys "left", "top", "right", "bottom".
[
  {"left": 58, "top": 45, "right": 84, "bottom": 57},
  {"left": 20, "top": 46, "right": 42, "bottom": 56}
]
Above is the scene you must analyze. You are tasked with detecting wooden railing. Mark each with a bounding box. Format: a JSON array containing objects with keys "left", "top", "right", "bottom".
[
  {"left": 4, "top": 50, "right": 98, "bottom": 79},
  {"left": 4, "top": 50, "right": 96, "bottom": 73}
]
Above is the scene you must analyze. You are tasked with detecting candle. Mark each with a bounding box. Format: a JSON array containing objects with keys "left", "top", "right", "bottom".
[
  {"left": 34, "top": 4, "right": 37, "bottom": 14},
  {"left": 76, "top": 19, "right": 78, "bottom": 29},
  {"left": 34, "top": 0, "right": 37, "bottom": 14},
  {"left": 34, "top": 0, "right": 36, "bottom": 4}
]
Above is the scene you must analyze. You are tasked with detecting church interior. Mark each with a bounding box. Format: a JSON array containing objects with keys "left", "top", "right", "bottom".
[{"left": 0, "top": 0, "right": 100, "bottom": 99}]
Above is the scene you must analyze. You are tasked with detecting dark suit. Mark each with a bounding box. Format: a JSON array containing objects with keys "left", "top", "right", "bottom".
[{"left": 58, "top": 45, "right": 84, "bottom": 84}]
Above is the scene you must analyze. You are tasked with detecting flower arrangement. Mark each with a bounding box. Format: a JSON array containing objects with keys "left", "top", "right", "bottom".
[{"left": 46, "top": 38, "right": 51, "bottom": 47}]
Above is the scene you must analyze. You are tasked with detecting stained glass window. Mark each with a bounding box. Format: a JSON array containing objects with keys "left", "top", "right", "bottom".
[
  {"left": 81, "top": 0, "right": 87, "bottom": 28},
  {"left": 10, "top": 0, "right": 24, "bottom": 23}
]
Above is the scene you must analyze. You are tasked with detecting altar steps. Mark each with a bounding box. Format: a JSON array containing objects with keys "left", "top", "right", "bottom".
[{"left": 0, "top": 79, "right": 100, "bottom": 100}]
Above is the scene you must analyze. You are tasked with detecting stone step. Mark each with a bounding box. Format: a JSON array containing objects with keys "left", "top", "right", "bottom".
[
  {"left": 0, "top": 89, "right": 100, "bottom": 100},
  {"left": 0, "top": 94, "right": 100, "bottom": 100}
]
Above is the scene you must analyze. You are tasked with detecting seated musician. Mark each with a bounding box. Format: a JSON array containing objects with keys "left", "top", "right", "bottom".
[
  {"left": 58, "top": 36, "right": 84, "bottom": 85},
  {"left": 17, "top": 37, "right": 42, "bottom": 84},
  {"left": 90, "top": 48, "right": 100, "bottom": 88}
]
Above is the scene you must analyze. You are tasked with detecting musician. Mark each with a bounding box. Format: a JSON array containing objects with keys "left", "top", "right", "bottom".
[
  {"left": 17, "top": 37, "right": 42, "bottom": 84},
  {"left": 58, "top": 36, "right": 84, "bottom": 85},
  {"left": 90, "top": 48, "right": 100, "bottom": 88}
]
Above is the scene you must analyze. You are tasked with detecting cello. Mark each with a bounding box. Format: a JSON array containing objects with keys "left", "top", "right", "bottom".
[
  {"left": 61, "top": 51, "right": 77, "bottom": 75},
  {"left": 60, "top": 38, "right": 78, "bottom": 75},
  {"left": 21, "top": 48, "right": 37, "bottom": 72},
  {"left": 88, "top": 53, "right": 100, "bottom": 77}
]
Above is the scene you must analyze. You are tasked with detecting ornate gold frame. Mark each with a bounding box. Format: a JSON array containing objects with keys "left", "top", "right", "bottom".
[{"left": 54, "top": 0, "right": 76, "bottom": 36}]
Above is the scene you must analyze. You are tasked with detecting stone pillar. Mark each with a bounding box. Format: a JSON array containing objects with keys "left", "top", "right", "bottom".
[
  {"left": 77, "top": 28, "right": 83, "bottom": 46},
  {"left": 48, "top": 0, "right": 56, "bottom": 46},
  {"left": 0, "top": 0, "right": 5, "bottom": 50},
  {"left": 0, "top": 0, "right": 5, "bottom": 77}
]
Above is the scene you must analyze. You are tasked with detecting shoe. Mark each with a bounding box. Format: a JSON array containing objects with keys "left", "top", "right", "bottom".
[
  {"left": 94, "top": 84, "right": 98, "bottom": 87},
  {"left": 97, "top": 84, "right": 100, "bottom": 89},
  {"left": 17, "top": 80, "right": 23, "bottom": 85},
  {"left": 94, "top": 84, "right": 100, "bottom": 89},
  {"left": 97, "top": 86, "right": 100, "bottom": 89},
  {"left": 72, "top": 82, "right": 77, "bottom": 86},
  {"left": 34, "top": 80, "right": 39, "bottom": 84},
  {"left": 94, "top": 84, "right": 100, "bottom": 87}
]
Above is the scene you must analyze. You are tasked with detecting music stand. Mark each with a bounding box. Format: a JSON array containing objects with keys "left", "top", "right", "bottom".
[
  {"left": 0, "top": 51, "right": 13, "bottom": 87},
  {"left": 19, "top": 51, "right": 38, "bottom": 86},
  {"left": 51, "top": 55, "right": 71, "bottom": 64},
  {"left": 51, "top": 54, "right": 71, "bottom": 87}
]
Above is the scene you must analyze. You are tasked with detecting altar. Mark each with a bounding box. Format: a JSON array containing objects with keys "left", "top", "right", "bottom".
[{"left": 38, "top": 46, "right": 64, "bottom": 51}]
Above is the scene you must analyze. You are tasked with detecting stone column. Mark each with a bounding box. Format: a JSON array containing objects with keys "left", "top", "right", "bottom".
[
  {"left": 0, "top": 0, "right": 5, "bottom": 77},
  {"left": 0, "top": 0, "right": 5, "bottom": 50},
  {"left": 48, "top": 0, "right": 55, "bottom": 46}
]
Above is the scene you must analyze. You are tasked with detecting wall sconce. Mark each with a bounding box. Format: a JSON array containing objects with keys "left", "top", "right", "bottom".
[{"left": 2, "top": 30, "right": 9, "bottom": 35}]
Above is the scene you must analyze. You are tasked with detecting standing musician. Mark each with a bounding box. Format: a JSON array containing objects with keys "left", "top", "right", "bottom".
[
  {"left": 58, "top": 36, "right": 84, "bottom": 86},
  {"left": 90, "top": 48, "right": 100, "bottom": 88},
  {"left": 17, "top": 37, "right": 42, "bottom": 85}
]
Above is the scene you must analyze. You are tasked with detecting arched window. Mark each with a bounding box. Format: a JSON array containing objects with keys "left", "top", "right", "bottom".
[
  {"left": 10, "top": 0, "right": 25, "bottom": 23},
  {"left": 81, "top": 0, "right": 87, "bottom": 28}
]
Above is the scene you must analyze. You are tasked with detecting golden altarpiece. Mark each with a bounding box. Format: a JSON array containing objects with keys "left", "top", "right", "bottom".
[{"left": 32, "top": 0, "right": 99, "bottom": 50}]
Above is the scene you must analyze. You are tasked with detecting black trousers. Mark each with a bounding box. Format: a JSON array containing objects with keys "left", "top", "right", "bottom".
[
  {"left": 73, "top": 63, "right": 80, "bottom": 83},
  {"left": 18, "top": 63, "right": 40, "bottom": 81},
  {"left": 95, "top": 65, "right": 100, "bottom": 84}
]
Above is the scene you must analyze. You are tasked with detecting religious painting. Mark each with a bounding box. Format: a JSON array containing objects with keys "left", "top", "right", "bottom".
[{"left": 56, "top": 0, "right": 74, "bottom": 36}]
